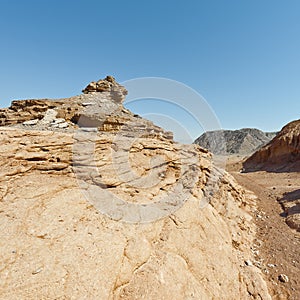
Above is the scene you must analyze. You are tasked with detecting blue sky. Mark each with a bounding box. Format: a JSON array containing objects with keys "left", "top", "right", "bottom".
[{"left": 0, "top": 0, "right": 299, "bottom": 142}]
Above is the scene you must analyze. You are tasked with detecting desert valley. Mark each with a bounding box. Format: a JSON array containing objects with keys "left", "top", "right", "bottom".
[{"left": 0, "top": 77, "right": 299, "bottom": 299}]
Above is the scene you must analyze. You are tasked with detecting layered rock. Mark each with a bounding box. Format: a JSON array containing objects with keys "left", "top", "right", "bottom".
[
  {"left": 243, "top": 119, "right": 300, "bottom": 172},
  {"left": 82, "top": 75, "right": 127, "bottom": 103},
  {"left": 194, "top": 128, "right": 277, "bottom": 156},
  {"left": 0, "top": 77, "right": 271, "bottom": 299},
  {"left": 0, "top": 76, "right": 172, "bottom": 140},
  {"left": 279, "top": 189, "right": 300, "bottom": 232}
]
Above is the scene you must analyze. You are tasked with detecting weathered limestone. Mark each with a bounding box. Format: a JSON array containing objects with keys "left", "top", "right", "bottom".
[{"left": 0, "top": 77, "right": 271, "bottom": 299}]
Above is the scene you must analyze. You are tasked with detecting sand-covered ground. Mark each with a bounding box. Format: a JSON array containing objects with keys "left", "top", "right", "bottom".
[{"left": 227, "top": 156, "right": 300, "bottom": 300}]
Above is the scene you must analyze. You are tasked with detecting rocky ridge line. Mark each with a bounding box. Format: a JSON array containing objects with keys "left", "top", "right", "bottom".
[
  {"left": 194, "top": 128, "right": 277, "bottom": 156},
  {"left": 243, "top": 119, "right": 300, "bottom": 172}
]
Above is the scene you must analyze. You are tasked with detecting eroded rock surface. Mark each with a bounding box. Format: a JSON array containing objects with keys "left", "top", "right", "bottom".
[
  {"left": 243, "top": 119, "right": 300, "bottom": 172},
  {"left": 279, "top": 189, "right": 300, "bottom": 232},
  {"left": 0, "top": 77, "right": 271, "bottom": 299},
  {"left": 82, "top": 75, "right": 127, "bottom": 102},
  {"left": 243, "top": 119, "right": 300, "bottom": 232}
]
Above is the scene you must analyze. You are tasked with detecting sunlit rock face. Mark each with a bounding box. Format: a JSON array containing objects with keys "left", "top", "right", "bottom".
[
  {"left": 0, "top": 77, "right": 271, "bottom": 299},
  {"left": 244, "top": 119, "right": 300, "bottom": 172}
]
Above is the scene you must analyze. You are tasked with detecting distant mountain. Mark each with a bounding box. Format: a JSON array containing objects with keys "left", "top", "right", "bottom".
[
  {"left": 194, "top": 128, "right": 277, "bottom": 155},
  {"left": 243, "top": 119, "right": 300, "bottom": 172}
]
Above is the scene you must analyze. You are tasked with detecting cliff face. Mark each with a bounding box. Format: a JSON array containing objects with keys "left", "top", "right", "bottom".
[
  {"left": 243, "top": 120, "right": 300, "bottom": 172},
  {"left": 194, "top": 128, "right": 277, "bottom": 156},
  {"left": 0, "top": 77, "right": 271, "bottom": 299}
]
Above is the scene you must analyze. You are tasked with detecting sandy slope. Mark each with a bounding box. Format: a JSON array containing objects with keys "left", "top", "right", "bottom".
[{"left": 227, "top": 156, "right": 300, "bottom": 300}]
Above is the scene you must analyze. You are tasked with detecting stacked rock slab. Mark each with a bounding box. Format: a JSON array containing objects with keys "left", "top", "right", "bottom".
[
  {"left": 0, "top": 76, "right": 173, "bottom": 140},
  {"left": 0, "top": 77, "right": 272, "bottom": 299},
  {"left": 82, "top": 75, "right": 127, "bottom": 103}
]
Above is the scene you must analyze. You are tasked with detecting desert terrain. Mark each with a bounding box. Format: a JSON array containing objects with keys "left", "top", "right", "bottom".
[
  {"left": 1, "top": 1, "right": 299, "bottom": 299},
  {"left": 227, "top": 156, "right": 300, "bottom": 300},
  {"left": 0, "top": 77, "right": 273, "bottom": 299},
  {"left": 197, "top": 120, "right": 300, "bottom": 299},
  {"left": 0, "top": 77, "right": 299, "bottom": 299}
]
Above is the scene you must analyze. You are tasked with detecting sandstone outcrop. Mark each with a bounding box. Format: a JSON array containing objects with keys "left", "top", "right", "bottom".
[
  {"left": 243, "top": 120, "right": 300, "bottom": 232},
  {"left": 278, "top": 189, "right": 300, "bottom": 232},
  {"left": 0, "top": 77, "right": 271, "bottom": 299},
  {"left": 82, "top": 75, "right": 128, "bottom": 102},
  {"left": 243, "top": 119, "right": 300, "bottom": 172},
  {"left": 194, "top": 128, "right": 277, "bottom": 156}
]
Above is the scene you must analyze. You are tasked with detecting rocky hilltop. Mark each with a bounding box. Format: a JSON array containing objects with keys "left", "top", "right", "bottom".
[
  {"left": 0, "top": 76, "right": 172, "bottom": 139},
  {"left": 194, "top": 128, "right": 277, "bottom": 156},
  {"left": 243, "top": 119, "right": 300, "bottom": 172},
  {"left": 0, "top": 77, "right": 271, "bottom": 299}
]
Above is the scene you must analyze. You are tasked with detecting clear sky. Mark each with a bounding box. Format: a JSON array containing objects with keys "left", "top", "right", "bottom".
[{"left": 0, "top": 0, "right": 299, "bottom": 142}]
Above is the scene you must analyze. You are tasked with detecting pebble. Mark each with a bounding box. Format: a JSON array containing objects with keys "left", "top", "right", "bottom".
[
  {"left": 267, "top": 263, "right": 276, "bottom": 268},
  {"left": 32, "top": 267, "right": 43, "bottom": 275},
  {"left": 245, "top": 260, "right": 253, "bottom": 266},
  {"left": 52, "top": 118, "right": 65, "bottom": 125},
  {"left": 80, "top": 128, "right": 98, "bottom": 132},
  {"left": 253, "top": 250, "right": 259, "bottom": 256},
  {"left": 23, "top": 119, "right": 39, "bottom": 126},
  {"left": 58, "top": 123, "right": 69, "bottom": 129},
  {"left": 253, "top": 260, "right": 261, "bottom": 267},
  {"left": 278, "top": 274, "right": 289, "bottom": 283}
]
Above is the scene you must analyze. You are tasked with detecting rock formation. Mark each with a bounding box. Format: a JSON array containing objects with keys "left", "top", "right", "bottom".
[
  {"left": 194, "top": 128, "right": 277, "bottom": 156},
  {"left": 279, "top": 189, "right": 300, "bottom": 232},
  {"left": 243, "top": 119, "right": 300, "bottom": 172},
  {"left": 242, "top": 120, "right": 300, "bottom": 233},
  {"left": 82, "top": 75, "right": 127, "bottom": 103},
  {"left": 0, "top": 77, "right": 271, "bottom": 299}
]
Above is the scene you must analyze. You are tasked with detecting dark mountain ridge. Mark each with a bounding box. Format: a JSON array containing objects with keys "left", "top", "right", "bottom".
[{"left": 194, "top": 128, "right": 277, "bottom": 155}]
